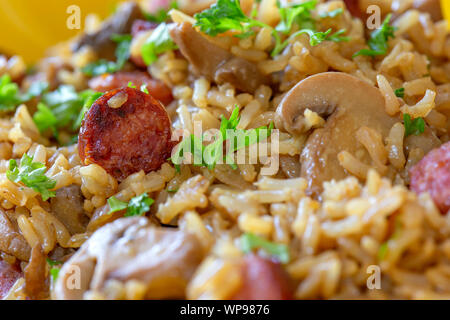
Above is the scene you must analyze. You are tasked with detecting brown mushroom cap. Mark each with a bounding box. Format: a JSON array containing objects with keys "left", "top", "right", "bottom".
[
  {"left": 54, "top": 217, "right": 203, "bottom": 299},
  {"left": 277, "top": 72, "right": 398, "bottom": 195},
  {"left": 170, "top": 22, "right": 268, "bottom": 93}
]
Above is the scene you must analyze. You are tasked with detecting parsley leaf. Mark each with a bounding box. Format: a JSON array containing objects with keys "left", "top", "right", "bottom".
[
  {"left": 125, "top": 193, "right": 154, "bottom": 217},
  {"left": 240, "top": 233, "right": 290, "bottom": 263},
  {"left": 194, "top": 0, "right": 261, "bottom": 37},
  {"left": 403, "top": 114, "right": 425, "bottom": 137},
  {"left": 7, "top": 153, "right": 56, "bottom": 201},
  {"left": 353, "top": 14, "right": 396, "bottom": 57},
  {"left": 193, "top": 0, "right": 347, "bottom": 57},
  {"left": 171, "top": 105, "right": 273, "bottom": 170},
  {"left": 34, "top": 85, "right": 102, "bottom": 137},
  {"left": 275, "top": 0, "right": 316, "bottom": 34},
  {"left": 32, "top": 103, "right": 59, "bottom": 137},
  {"left": 111, "top": 34, "right": 132, "bottom": 70},
  {"left": 394, "top": 87, "right": 405, "bottom": 98},
  {"left": 0, "top": 74, "right": 47, "bottom": 112},
  {"left": 107, "top": 196, "right": 128, "bottom": 214},
  {"left": 144, "top": 0, "right": 178, "bottom": 23},
  {"left": 108, "top": 193, "right": 154, "bottom": 217},
  {"left": 272, "top": 28, "right": 349, "bottom": 56},
  {"left": 141, "top": 23, "right": 178, "bottom": 66},
  {"left": 82, "top": 34, "right": 132, "bottom": 76}
]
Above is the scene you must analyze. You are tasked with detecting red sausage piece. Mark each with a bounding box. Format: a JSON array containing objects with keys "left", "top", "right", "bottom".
[
  {"left": 231, "top": 254, "right": 293, "bottom": 300},
  {"left": 78, "top": 87, "right": 173, "bottom": 181},
  {"left": 88, "top": 71, "right": 173, "bottom": 106},
  {"left": 410, "top": 141, "right": 450, "bottom": 214}
]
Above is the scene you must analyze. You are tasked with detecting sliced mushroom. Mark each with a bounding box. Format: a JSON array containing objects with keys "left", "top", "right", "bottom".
[
  {"left": 72, "top": 2, "right": 143, "bottom": 60},
  {"left": 54, "top": 217, "right": 204, "bottom": 300},
  {"left": 277, "top": 72, "right": 398, "bottom": 195},
  {"left": 50, "top": 185, "right": 88, "bottom": 235},
  {"left": 170, "top": 22, "right": 269, "bottom": 93},
  {"left": 0, "top": 209, "right": 30, "bottom": 261}
]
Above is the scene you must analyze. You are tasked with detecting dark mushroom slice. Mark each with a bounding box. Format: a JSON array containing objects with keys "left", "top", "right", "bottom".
[
  {"left": 54, "top": 217, "right": 204, "bottom": 299},
  {"left": 0, "top": 209, "right": 31, "bottom": 261},
  {"left": 170, "top": 22, "right": 269, "bottom": 93},
  {"left": 71, "top": 2, "right": 143, "bottom": 60},
  {"left": 50, "top": 185, "right": 88, "bottom": 235},
  {"left": 277, "top": 72, "right": 398, "bottom": 195}
]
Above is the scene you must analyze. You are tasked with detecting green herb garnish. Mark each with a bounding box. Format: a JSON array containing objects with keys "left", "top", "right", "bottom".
[
  {"left": 240, "top": 233, "right": 290, "bottom": 263},
  {"left": 403, "top": 114, "right": 425, "bottom": 137},
  {"left": 0, "top": 74, "right": 47, "bottom": 112},
  {"left": 108, "top": 193, "right": 154, "bottom": 217},
  {"left": 82, "top": 34, "right": 132, "bottom": 76},
  {"left": 194, "top": 0, "right": 348, "bottom": 57},
  {"left": 7, "top": 154, "right": 56, "bottom": 201},
  {"left": 275, "top": 0, "right": 316, "bottom": 35},
  {"left": 353, "top": 14, "right": 396, "bottom": 57},
  {"left": 144, "top": 0, "right": 178, "bottom": 23},
  {"left": 33, "top": 85, "right": 102, "bottom": 138},
  {"left": 171, "top": 105, "right": 273, "bottom": 170},
  {"left": 141, "top": 23, "right": 178, "bottom": 66},
  {"left": 394, "top": 87, "right": 405, "bottom": 98}
]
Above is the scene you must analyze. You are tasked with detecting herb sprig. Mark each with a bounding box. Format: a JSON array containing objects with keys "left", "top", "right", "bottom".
[
  {"left": 194, "top": 0, "right": 348, "bottom": 57},
  {"left": 82, "top": 34, "right": 132, "bottom": 76},
  {"left": 108, "top": 193, "right": 154, "bottom": 217},
  {"left": 403, "top": 114, "right": 425, "bottom": 137},
  {"left": 7, "top": 154, "right": 56, "bottom": 201},
  {"left": 240, "top": 233, "right": 290, "bottom": 263},
  {"left": 353, "top": 14, "right": 396, "bottom": 58},
  {"left": 170, "top": 105, "right": 273, "bottom": 171}
]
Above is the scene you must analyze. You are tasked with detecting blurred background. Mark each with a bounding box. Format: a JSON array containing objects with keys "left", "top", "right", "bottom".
[
  {"left": 0, "top": 0, "right": 119, "bottom": 63},
  {"left": 0, "top": 0, "right": 449, "bottom": 64}
]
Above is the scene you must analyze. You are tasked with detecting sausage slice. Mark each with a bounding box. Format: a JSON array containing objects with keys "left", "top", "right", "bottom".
[
  {"left": 231, "top": 254, "right": 293, "bottom": 300},
  {"left": 78, "top": 87, "right": 173, "bottom": 181},
  {"left": 88, "top": 71, "right": 173, "bottom": 106},
  {"left": 410, "top": 141, "right": 450, "bottom": 213}
]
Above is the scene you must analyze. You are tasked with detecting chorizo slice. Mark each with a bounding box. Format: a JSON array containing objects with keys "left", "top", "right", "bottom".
[
  {"left": 78, "top": 87, "right": 173, "bottom": 181},
  {"left": 410, "top": 141, "right": 450, "bottom": 213},
  {"left": 231, "top": 254, "right": 293, "bottom": 300},
  {"left": 88, "top": 71, "right": 173, "bottom": 106}
]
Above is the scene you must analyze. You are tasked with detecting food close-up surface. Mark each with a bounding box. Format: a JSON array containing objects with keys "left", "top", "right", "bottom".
[{"left": 0, "top": 0, "right": 449, "bottom": 300}]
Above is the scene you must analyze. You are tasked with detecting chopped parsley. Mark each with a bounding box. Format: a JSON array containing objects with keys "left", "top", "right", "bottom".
[
  {"left": 141, "top": 23, "right": 178, "bottom": 66},
  {"left": 353, "top": 14, "right": 396, "bottom": 58},
  {"left": 46, "top": 259, "right": 62, "bottom": 282},
  {"left": 403, "top": 114, "right": 425, "bottom": 137},
  {"left": 194, "top": 0, "right": 348, "bottom": 57},
  {"left": 275, "top": 0, "right": 316, "bottom": 34},
  {"left": 144, "top": 0, "right": 178, "bottom": 23},
  {"left": 394, "top": 87, "right": 405, "bottom": 98},
  {"left": 171, "top": 105, "right": 273, "bottom": 171},
  {"left": 125, "top": 193, "right": 154, "bottom": 217},
  {"left": 7, "top": 153, "right": 56, "bottom": 201},
  {"left": 33, "top": 85, "right": 102, "bottom": 138},
  {"left": 82, "top": 34, "right": 132, "bottom": 76},
  {"left": 127, "top": 82, "right": 150, "bottom": 94},
  {"left": 240, "top": 233, "right": 290, "bottom": 263},
  {"left": 319, "top": 8, "right": 343, "bottom": 18},
  {"left": 108, "top": 193, "right": 154, "bottom": 217},
  {"left": 0, "top": 74, "right": 47, "bottom": 112}
]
